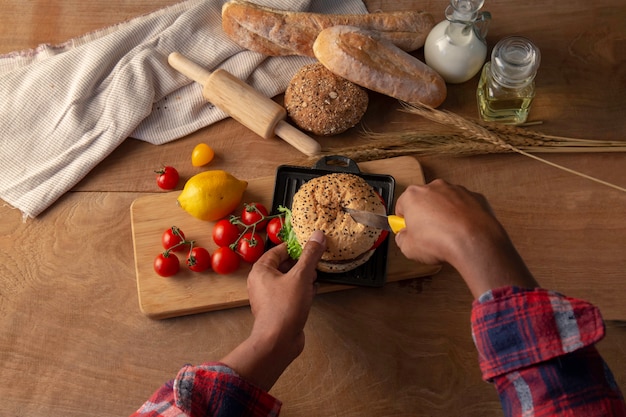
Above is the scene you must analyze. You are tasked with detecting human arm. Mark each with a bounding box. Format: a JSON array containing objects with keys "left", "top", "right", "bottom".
[
  {"left": 220, "top": 230, "right": 326, "bottom": 391},
  {"left": 130, "top": 231, "right": 327, "bottom": 417},
  {"left": 394, "top": 179, "right": 626, "bottom": 416},
  {"left": 473, "top": 286, "right": 626, "bottom": 416},
  {"left": 393, "top": 178, "right": 538, "bottom": 297}
]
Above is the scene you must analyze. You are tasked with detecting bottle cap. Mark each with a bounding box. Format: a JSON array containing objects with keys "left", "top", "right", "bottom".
[
  {"left": 491, "top": 36, "right": 541, "bottom": 87},
  {"left": 446, "top": 0, "right": 485, "bottom": 22}
]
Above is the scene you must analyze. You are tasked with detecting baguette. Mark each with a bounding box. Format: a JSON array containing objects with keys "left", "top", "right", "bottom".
[
  {"left": 313, "top": 25, "right": 447, "bottom": 108},
  {"left": 222, "top": 0, "right": 435, "bottom": 57}
]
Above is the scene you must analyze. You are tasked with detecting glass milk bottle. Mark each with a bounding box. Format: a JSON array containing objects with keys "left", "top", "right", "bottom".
[
  {"left": 477, "top": 36, "right": 541, "bottom": 124},
  {"left": 424, "top": 0, "right": 491, "bottom": 84}
]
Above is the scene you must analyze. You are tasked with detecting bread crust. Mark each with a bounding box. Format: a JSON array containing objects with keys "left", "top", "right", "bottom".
[
  {"left": 316, "top": 249, "right": 375, "bottom": 273},
  {"left": 291, "top": 173, "right": 385, "bottom": 265},
  {"left": 313, "top": 25, "right": 447, "bottom": 107},
  {"left": 222, "top": 0, "right": 435, "bottom": 57},
  {"left": 285, "top": 63, "right": 368, "bottom": 136}
]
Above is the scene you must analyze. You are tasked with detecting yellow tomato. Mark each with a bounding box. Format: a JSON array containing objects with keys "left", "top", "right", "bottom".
[{"left": 191, "top": 143, "right": 215, "bottom": 167}]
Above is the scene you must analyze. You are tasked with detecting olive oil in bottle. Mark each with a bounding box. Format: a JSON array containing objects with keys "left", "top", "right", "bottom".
[{"left": 477, "top": 36, "right": 540, "bottom": 124}]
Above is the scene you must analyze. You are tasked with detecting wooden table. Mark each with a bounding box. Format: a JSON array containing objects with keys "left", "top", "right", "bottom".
[{"left": 1, "top": 1, "right": 624, "bottom": 416}]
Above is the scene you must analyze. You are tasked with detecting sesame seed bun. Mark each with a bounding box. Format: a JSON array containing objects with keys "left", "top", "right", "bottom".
[{"left": 290, "top": 173, "right": 385, "bottom": 273}]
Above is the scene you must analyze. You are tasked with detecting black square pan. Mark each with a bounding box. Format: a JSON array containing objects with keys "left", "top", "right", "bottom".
[{"left": 268, "top": 155, "right": 395, "bottom": 287}]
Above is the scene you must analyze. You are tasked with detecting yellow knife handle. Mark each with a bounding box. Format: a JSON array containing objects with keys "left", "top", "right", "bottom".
[{"left": 388, "top": 215, "right": 406, "bottom": 234}]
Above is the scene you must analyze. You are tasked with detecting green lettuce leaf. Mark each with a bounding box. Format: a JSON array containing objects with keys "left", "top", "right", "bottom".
[{"left": 278, "top": 205, "right": 302, "bottom": 260}]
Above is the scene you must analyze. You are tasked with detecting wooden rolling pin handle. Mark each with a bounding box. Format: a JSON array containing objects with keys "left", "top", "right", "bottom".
[
  {"left": 274, "top": 120, "right": 321, "bottom": 156},
  {"left": 168, "top": 52, "right": 212, "bottom": 85},
  {"left": 168, "top": 52, "right": 321, "bottom": 156}
]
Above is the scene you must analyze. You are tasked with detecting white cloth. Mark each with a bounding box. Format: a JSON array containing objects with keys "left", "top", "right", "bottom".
[{"left": 0, "top": 0, "right": 367, "bottom": 219}]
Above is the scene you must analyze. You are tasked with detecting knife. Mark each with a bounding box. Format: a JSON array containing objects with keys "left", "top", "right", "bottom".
[{"left": 344, "top": 208, "right": 406, "bottom": 233}]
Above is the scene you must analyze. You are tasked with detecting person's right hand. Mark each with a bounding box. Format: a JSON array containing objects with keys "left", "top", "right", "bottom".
[
  {"left": 394, "top": 179, "right": 500, "bottom": 266},
  {"left": 394, "top": 179, "right": 537, "bottom": 297}
]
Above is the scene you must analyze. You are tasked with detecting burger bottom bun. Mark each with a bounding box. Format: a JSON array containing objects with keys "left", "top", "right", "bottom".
[{"left": 316, "top": 249, "right": 375, "bottom": 273}]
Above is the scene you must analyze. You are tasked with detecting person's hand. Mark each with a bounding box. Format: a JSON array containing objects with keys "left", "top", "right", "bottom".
[
  {"left": 220, "top": 230, "right": 326, "bottom": 391},
  {"left": 394, "top": 179, "right": 500, "bottom": 266},
  {"left": 248, "top": 230, "right": 326, "bottom": 358},
  {"left": 394, "top": 179, "right": 537, "bottom": 297}
]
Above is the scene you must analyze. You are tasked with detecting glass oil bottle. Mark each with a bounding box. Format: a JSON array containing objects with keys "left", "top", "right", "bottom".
[{"left": 477, "top": 36, "right": 541, "bottom": 124}]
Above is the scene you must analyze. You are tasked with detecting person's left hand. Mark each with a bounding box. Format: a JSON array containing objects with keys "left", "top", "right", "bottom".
[
  {"left": 247, "top": 230, "right": 327, "bottom": 359},
  {"left": 220, "top": 231, "right": 326, "bottom": 391}
]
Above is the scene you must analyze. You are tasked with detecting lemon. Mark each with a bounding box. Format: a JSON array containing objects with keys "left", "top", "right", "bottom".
[{"left": 177, "top": 170, "right": 248, "bottom": 221}]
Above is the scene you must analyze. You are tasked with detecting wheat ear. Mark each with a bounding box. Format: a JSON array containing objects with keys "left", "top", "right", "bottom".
[{"left": 404, "top": 103, "right": 626, "bottom": 193}]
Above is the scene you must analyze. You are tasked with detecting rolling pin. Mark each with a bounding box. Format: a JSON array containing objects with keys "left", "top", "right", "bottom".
[{"left": 168, "top": 52, "right": 321, "bottom": 156}]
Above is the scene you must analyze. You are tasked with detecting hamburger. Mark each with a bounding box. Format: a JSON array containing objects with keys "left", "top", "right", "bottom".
[{"left": 279, "top": 173, "right": 387, "bottom": 273}]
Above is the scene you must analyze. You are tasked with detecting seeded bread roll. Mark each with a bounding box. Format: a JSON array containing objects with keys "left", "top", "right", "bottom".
[
  {"left": 222, "top": 0, "right": 435, "bottom": 57},
  {"left": 285, "top": 63, "right": 368, "bottom": 136},
  {"left": 291, "top": 173, "right": 385, "bottom": 273},
  {"left": 313, "top": 25, "right": 447, "bottom": 107}
]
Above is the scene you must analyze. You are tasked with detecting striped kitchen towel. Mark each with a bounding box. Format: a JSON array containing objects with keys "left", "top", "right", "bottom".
[{"left": 0, "top": 0, "right": 367, "bottom": 219}]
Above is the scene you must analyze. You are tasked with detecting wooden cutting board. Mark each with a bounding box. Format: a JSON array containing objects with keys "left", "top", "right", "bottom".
[{"left": 130, "top": 156, "right": 440, "bottom": 319}]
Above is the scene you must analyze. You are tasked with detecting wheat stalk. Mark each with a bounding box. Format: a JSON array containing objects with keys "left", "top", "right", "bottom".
[
  {"left": 400, "top": 104, "right": 626, "bottom": 192},
  {"left": 358, "top": 130, "right": 626, "bottom": 155},
  {"left": 305, "top": 103, "right": 625, "bottom": 193}
]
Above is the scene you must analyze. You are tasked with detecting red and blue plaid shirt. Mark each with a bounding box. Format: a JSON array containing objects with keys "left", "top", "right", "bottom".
[
  {"left": 473, "top": 286, "right": 625, "bottom": 416},
  {"left": 131, "top": 287, "right": 626, "bottom": 417}
]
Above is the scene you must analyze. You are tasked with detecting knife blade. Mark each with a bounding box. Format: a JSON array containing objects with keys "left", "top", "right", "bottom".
[{"left": 344, "top": 208, "right": 406, "bottom": 233}]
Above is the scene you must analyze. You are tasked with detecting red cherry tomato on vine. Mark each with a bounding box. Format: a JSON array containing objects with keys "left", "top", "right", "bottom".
[
  {"left": 241, "top": 202, "right": 269, "bottom": 230},
  {"left": 266, "top": 216, "right": 284, "bottom": 245},
  {"left": 211, "top": 246, "right": 240, "bottom": 275},
  {"left": 187, "top": 247, "right": 211, "bottom": 272},
  {"left": 154, "top": 252, "right": 180, "bottom": 277},
  {"left": 213, "top": 219, "right": 241, "bottom": 247},
  {"left": 155, "top": 166, "right": 179, "bottom": 190},
  {"left": 236, "top": 232, "right": 265, "bottom": 263},
  {"left": 162, "top": 226, "right": 188, "bottom": 252}
]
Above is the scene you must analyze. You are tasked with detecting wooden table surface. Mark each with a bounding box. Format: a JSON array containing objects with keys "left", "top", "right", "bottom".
[{"left": 1, "top": 1, "right": 624, "bottom": 416}]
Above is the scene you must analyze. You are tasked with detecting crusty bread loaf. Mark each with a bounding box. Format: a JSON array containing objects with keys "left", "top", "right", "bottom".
[
  {"left": 285, "top": 63, "right": 369, "bottom": 136},
  {"left": 313, "top": 25, "right": 447, "bottom": 108},
  {"left": 222, "top": 0, "right": 435, "bottom": 57}
]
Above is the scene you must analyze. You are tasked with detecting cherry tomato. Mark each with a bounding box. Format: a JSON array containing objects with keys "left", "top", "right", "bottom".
[
  {"left": 370, "top": 229, "right": 389, "bottom": 250},
  {"left": 236, "top": 232, "right": 265, "bottom": 263},
  {"left": 154, "top": 252, "right": 180, "bottom": 277},
  {"left": 155, "top": 166, "right": 179, "bottom": 190},
  {"left": 213, "top": 218, "right": 241, "bottom": 247},
  {"left": 162, "top": 226, "right": 188, "bottom": 252},
  {"left": 211, "top": 246, "right": 240, "bottom": 275},
  {"left": 241, "top": 203, "right": 269, "bottom": 230},
  {"left": 266, "top": 216, "right": 284, "bottom": 245},
  {"left": 191, "top": 143, "right": 215, "bottom": 167},
  {"left": 187, "top": 247, "right": 211, "bottom": 272}
]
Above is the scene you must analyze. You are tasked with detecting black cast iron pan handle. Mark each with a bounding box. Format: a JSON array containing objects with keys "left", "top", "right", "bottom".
[{"left": 313, "top": 155, "right": 361, "bottom": 174}]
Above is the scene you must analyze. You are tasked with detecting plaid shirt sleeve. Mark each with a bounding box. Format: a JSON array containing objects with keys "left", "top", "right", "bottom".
[
  {"left": 130, "top": 362, "right": 281, "bottom": 417},
  {"left": 472, "top": 286, "right": 626, "bottom": 417}
]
